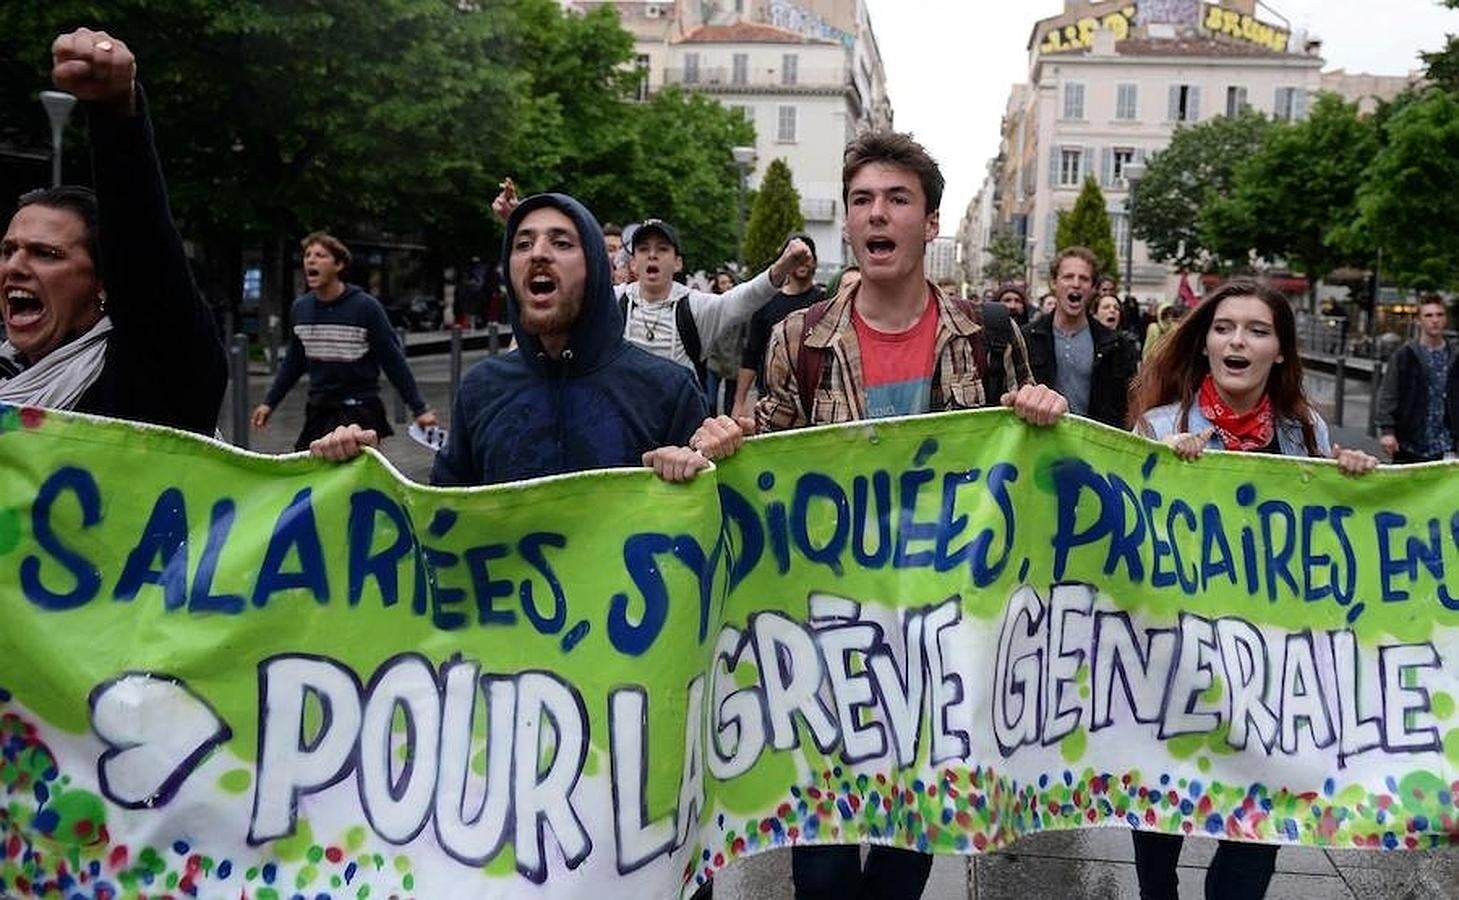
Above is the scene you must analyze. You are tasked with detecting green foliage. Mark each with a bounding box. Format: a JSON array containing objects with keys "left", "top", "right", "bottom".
[
  {"left": 1420, "top": 0, "right": 1459, "bottom": 91},
  {"left": 1206, "top": 94, "right": 1377, "bottom": 289},
  {"left": 1356, "top": 88, "right": 1459, "bottom": 290},
  {"left": 0, "top": 1, "right": 751, "bottom": 294},
  {"left": 1131, "top": 110, "right": 1271, "bottom": 271},
  {"left": 612, "top": 88, "right": 754, "bottom": 273},
  {"left": 1055, "top": 176, "right": 1119, "bottom": 283},
  {"left": 984, "top": 230, "right": 1028, "bottom": 284},
  {"left": 742, "top": 158, "right": 804, "bottom": 273}
]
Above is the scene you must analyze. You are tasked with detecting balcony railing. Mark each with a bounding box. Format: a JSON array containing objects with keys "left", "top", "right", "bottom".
[
  {"left": 664, "top": 66, "right": 847, "bottom": 89},
  {"left": 801, "top": 199, "right": 837, "bottom": 222}
]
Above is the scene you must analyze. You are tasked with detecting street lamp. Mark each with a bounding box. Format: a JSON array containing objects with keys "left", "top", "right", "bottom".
[
  {"left": 731, "top": 145, "right": 757, "bottom": 267},
  {"left": 39, "top": 90, "right": 77, "bottom": 187},
  {"left": 1123, "top": 161, "right": 1146, "bottom": 298}
]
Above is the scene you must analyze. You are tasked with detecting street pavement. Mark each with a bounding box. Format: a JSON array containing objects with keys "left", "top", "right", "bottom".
[{"left": 220, "top": 336, "right": 1450, "bottom": 899}]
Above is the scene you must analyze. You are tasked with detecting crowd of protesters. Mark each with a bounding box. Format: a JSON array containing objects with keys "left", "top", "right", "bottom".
[{"left": 3, "top": 27, "right": 1441, "bottom": 900}]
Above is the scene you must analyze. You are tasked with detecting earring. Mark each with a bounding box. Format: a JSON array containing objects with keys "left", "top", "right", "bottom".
[{"left": 97, "top": 291, "right": 108, "bottom": 314}]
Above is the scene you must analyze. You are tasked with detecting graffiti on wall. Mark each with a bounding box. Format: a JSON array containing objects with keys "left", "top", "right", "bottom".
[
  {"left": 1038, "top": 5, "right": 1138, "bottom": 55},
  {"left": 1202, "top": 3, "right": 1290, "bottom": 53}
]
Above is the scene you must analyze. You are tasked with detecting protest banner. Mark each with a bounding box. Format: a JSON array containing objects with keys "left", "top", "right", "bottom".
[{"left": 1, "top": 404, "right": 1456, "bottom": 899}]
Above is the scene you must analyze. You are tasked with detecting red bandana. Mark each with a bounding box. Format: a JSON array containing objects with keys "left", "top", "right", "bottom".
[{"left": 1197, "top": 374, "right": 1275, "bottom": 451}]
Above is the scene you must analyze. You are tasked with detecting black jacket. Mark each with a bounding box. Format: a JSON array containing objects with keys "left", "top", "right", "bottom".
[
  {"left": 73, "top": 87, "right": 227, "bottom": 435},
  {"left": 1379, "top": 340, "right": 1457, "bottom": 456},
  {"left": 1021, "top": 315, "right": 1136, "bottom": 428},
  {"left": 432, "top": 193, "right": 707, "bottom": 486}
]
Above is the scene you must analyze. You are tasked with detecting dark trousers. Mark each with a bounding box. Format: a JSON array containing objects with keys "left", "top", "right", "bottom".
[
  {"left": 294, "top": 394, "right": 393, "bottom": 450},
  {"left": 791, "top": 845, "right": 933, "bottom": 900},
  {"left": 1132, "top": 832, "right": 1278, "bottom": 899},
  {"left": 1394, "top": 448, "right": 1442, "bottom": 464}
]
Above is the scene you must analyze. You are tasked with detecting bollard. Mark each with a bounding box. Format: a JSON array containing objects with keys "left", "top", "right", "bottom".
[
  {"left": 230, "top": 333, "right": 250, "bottom": 450},
  {"left": 449, "top": 327, "right": 464, "bottom": 411},
  {"left": 1332, "top": 356, "right": 1346, "bottom": 428},
  {"left": 393, "top": 327, "right": 408, "bottom": 424},
  {"left": 1369, "top": 359, "right": 1384, "bottom": 436}
]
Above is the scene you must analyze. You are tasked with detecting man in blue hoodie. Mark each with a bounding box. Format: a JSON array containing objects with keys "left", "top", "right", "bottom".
[{"left": 310, "top": 193, "right": 712, "bottom": 485}]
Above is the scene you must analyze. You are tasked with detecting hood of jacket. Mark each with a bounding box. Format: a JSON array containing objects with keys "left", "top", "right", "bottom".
[{"left": 501, "top": 193, "right": 624, "bottom": 374}]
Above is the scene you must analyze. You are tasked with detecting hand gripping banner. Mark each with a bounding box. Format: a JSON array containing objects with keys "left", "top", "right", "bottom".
[{"left": 1, "top": 404, "right": 1457, "bottom": 898}]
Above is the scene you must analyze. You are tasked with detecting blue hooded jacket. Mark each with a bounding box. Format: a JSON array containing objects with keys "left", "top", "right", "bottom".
[{"left": 432, "top": 193, "right": 707, "bottom": 486}]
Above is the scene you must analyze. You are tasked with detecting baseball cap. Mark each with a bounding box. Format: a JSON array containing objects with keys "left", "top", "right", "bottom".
[{"left": 632, "top": 218, "right": 682, "bottom": 255}]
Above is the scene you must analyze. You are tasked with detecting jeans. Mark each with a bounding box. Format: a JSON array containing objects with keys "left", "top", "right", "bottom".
[
  {"left": 1131, "top": 832, "right": 1278, "bottom": 899},
  {"left": 791, "top": 845, "right": 933, "bottom": 900}
]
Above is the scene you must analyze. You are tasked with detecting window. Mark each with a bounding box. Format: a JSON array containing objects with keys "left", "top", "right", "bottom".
[
  {"left": 1059, "top": 148, "right": 1083, "bottom": 187},
  {"left": 1168, "top": 83, "right": 1201, "bottom": 122},
  {"left": 776, "top": 105, "right": 797, "bottom": 143},
  {"left": 683, "top": 52, "right": 700, "bottom": 84},
  {"left": 782, "top": 53, "right": 798, "bottom": 86},
  {"left": 1112, "top": 147, "right": 1136, "bottom": 187},
  {"left": 732, "top": 53, "right": 748, "bottom": 85},
  {"left": 1063, "top": 82, "right": 1086, "bottom": 120},
  {"left": 1226, "top": 85, "right": 1248, "bottom": 117},
  {"left": 1275, "top": 87, "right": 1307, "bottom": 122},
  {"left": 635, "top": 54, "right": 650, "bottom": 102},
  {"left": 1116, "top": 83, "right": 1138, "bottom": 121},
  {"left": 1113, "top": 213, "right": 1131, "bottom": 267},
  {"left": 728, "top": 103, "right": 754, "bottom": 128}
]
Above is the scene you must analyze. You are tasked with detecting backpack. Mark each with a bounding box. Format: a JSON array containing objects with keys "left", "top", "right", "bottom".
[
  {"left": 793, "top": 296, "right": 1015, "bottom": 419},
  {"left": 620, "top": 293, "right": 706, "bottom": 386}
]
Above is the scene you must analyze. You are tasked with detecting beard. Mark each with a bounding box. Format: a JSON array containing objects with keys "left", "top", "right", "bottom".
[{"left": 516, "top": 291, "right": 583, "bottom": 339}]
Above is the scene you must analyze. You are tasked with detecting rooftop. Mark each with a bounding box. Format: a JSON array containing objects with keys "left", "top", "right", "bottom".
[{"left": 675, "top": 22, "right": 838, "bottom": 45}]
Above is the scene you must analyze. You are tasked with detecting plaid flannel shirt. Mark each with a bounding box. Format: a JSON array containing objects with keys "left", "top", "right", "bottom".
[{"left": 754, "top": 280, "right": 1034, "bottom": 432}]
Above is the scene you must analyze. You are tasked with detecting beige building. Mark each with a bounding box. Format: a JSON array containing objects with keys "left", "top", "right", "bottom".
[{"left": 563, "top": 0, "right": 892, "bottom": 272}]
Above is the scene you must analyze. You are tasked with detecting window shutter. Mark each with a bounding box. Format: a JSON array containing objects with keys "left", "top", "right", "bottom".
[
  {"left": 1294, "top": 89, "right": 1308, "bottom": 120},
  {"left": 1084, "top": 145, "right": 1097, "bottom": 184},
  {"left": 1188, "top": 86, "right": 1202, "bottom": 121},
  {"left": 1101, "top": 147, "right": 1112, "bottom": 187},
  {"left": 1168, "top": 84, "right": 1180, "bottom": 121},
  {"left": 1049, "top": 144, "right": 1062, "bottom": 188}
]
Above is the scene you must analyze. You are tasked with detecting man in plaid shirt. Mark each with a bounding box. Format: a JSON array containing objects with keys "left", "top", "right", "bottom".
[{"left": 688, "top": 130, "right": 1067, "bottom": 895}]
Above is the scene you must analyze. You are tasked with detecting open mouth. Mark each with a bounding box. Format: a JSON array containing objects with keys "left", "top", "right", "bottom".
[
  {"left": 304, "top": 267, "right": 320, "bottom": 280},
  {"left": 865, "top": 238, "right": 896, "bottom": 259},
  {"left": 3, "top": 289, "right": 43, "bottom": 327},
  {"left": 1222, "top": 356, "right": 1251, "bottom": 372},
  {"left": 527, "top": 275, "right": 557, "bottom": 297},
  {"left": 643, "top": 264, "right": 661, "bottom": 278}
]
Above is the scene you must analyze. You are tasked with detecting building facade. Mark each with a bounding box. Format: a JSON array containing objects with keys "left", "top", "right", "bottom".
[{"left": 565, "top": 0, "right": 893, "bottom": 273}]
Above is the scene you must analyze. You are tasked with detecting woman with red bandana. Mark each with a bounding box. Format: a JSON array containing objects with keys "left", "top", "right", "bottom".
[{"left": 1125, "top": 277, "right": 1377, "bottom": 898}]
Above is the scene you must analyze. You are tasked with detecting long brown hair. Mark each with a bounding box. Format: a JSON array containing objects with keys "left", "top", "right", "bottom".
[{"left": 1127, "top": 278, "right": 1318, "bottom": 454}]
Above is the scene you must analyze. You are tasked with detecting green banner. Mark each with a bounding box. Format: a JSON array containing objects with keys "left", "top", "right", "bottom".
[{"left": 2, "top": 404, "right": 1457, "bottom": 899}]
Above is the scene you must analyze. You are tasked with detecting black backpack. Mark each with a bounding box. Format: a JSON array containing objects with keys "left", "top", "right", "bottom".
[{"left": 620, "top": 293, "right": 706, "bottom": 387}]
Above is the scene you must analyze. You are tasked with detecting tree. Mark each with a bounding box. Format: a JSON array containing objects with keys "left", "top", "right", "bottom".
[
  {"left": 1356, "top": 88, "right": 1459, "bottom": 290},
  {"left": 617, "top": 88, "right": 755, "bottom": 273},
  {"left": 1420, "top": 0, "right": 1459, "bottom": 91},
  {"left": 1130, "top": 110, "right": 1271, "bottom": 271},
  {"left": 1055, "top": 176, "right": 1119, "bottom": 283},
  {"left": 1205, "top": 94, "right": 1378, "bottom": 301},
  {"left": 983, "top": 230, "right": 1028, "bottom": 284},
  {"left": 742, "top": 158, "right": 804, "bottom": 273}
]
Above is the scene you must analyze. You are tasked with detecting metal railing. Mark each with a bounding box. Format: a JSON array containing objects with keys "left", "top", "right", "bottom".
[{"left": 663, "top": 66, "right": 847, "bottom": 88}]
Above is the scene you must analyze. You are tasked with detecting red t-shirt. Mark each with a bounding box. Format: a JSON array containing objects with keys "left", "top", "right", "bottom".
[{"left": 852, "top": 295, "right": 939, "bottom": 418}]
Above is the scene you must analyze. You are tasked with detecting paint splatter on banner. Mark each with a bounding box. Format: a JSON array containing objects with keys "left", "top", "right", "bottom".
[{"left": 1, "top": 406, "right": 1457, "bottom": 898}]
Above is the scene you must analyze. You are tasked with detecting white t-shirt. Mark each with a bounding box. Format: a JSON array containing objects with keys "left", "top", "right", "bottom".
[{"left": 616, "top": 271, "right": 776, "bottom": 373}]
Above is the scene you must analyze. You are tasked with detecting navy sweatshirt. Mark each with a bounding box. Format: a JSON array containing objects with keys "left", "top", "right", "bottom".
[
  {"left": 432, "top": 194, "right": 706, "bottom": 486},
  {"left": 263, "top": 285, "right": 427, "bottom": 414}
]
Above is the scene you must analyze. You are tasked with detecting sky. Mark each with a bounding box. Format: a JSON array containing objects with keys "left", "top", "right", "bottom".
[{"left": 862, "top": 0, "right": 1459, "bottom": 234}]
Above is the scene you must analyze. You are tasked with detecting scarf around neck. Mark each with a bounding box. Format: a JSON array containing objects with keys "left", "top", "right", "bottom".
[
  {"left": 1197, "top": 373, "right": 1275, "bottom": 451},
  {"left": 0, "top": 316, "right": 113, "bottom": 410}
]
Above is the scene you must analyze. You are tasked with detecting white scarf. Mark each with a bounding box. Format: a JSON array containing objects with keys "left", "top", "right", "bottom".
[{"left": 0, "top": 316, "right": 113, "bottom": 410}]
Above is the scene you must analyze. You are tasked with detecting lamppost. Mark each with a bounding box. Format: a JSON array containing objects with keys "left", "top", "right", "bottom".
[
  {"left": 39, "top": 90, "right": 77, "bottom": 187},
  {"left": 1123, "top": 161, "right": 1146, "bottom": 298},
  {"left": 731, "top": 145, "right": 757, "bottom": 267}
]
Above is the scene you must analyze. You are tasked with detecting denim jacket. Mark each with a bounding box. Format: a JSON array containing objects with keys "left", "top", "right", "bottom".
[{"left": 1137, "top": 399, "right": 1331, "bottom": 458}]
